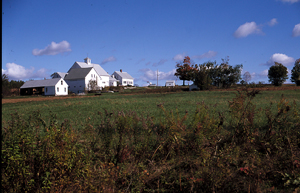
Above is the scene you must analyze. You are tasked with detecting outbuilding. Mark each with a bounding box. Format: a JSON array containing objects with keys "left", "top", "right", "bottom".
[
  {"left": 20, "top": 78, "right": 68, "bottom": 96},
  {"left": 165, "top": 80, "right": 175, "bottom": 87}
]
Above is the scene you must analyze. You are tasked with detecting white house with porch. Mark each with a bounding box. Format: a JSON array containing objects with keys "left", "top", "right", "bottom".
[{"left": 112, "top": 69, "right": 134, "bottom": 86}]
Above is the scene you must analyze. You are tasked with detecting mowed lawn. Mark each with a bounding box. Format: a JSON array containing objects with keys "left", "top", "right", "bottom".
[{"left": 2, "top": 89, "right": 300, "bottom": 130}]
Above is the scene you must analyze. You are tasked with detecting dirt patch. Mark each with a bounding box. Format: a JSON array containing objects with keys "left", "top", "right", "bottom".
[{"left": 2, "top": 95, "right": 98, "bottom": 104}]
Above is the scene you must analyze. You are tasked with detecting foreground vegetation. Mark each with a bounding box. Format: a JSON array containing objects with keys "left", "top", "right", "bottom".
[{"left": 2, "top": 88, "right": 300, "bottom": 192}]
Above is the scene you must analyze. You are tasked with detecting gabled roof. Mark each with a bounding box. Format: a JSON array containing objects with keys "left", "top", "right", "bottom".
[
  {"left": 166, "top": 80, "right": 175, "bottom": 83},
  {"left": 113, "top": 71, "right": 134, "bottom": 79},
  {"left": 109, "top": 75, "right": 118, "bottom": 81},
  {"left": 20, "top": 78, "right": 62, "bottom": 89},
  {"left": 64, "top": 68, "right": 93, "bottom": 80},
  {"left": 55, "top": 72, "right": 68, "bottom": 79},
  {"left": 72, "top": 62, "right": 110, "bottom": 76}
]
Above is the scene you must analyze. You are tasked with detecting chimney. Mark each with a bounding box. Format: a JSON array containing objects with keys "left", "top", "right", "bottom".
[{"left": 120, "top": 69, "right": 122, "bottom": 72}]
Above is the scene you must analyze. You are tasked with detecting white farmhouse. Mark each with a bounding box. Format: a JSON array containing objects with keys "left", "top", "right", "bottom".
[
  {"left": 20, "top": 78, "right": 68, "bottom": 96},
  {"left": 112, "top": 69, "right": 134, "bottom": 86},
  {"left": 67, "top": 57, "right": 110, "bottom": 89},
  {"left": 65, "top": 67, "right": 103, "bottom": 93}
]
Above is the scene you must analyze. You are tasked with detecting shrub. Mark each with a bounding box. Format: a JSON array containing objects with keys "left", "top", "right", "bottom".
[{"left": 2, "top": 91, "right": 300, "bottom": 192}]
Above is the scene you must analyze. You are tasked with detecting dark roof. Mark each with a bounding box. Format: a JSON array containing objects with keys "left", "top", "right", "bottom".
[
  {"left": 64, "top": 68, "right": 93, "bottom": 80},
  {"left": 20, "top": 78, "right": 62, "bottom": 89}
]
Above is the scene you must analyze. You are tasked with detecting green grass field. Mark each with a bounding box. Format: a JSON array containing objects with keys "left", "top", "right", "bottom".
[
  {"left": 2, "top": 89, "right": 300, "bottom": 130},
  {"left": 2, "top": 88, "right": 300, "bottom": 192}
]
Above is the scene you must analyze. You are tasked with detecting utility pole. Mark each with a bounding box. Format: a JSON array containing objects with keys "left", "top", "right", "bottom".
[{"left": 157, "top": 69, "right": 159, "bottom": 86}]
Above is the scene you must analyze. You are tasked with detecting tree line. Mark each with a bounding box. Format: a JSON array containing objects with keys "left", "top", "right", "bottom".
[
  {"left": 2, "top": 74, "right": 25, "bottom": 97},
  {"left": 175, "top": 56, "right": 300, "bottom": 89}
]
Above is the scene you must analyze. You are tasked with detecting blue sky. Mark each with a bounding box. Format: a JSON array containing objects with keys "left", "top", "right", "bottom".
[{"left": 2, "top": 0, "right": 300, "bottom": 86}]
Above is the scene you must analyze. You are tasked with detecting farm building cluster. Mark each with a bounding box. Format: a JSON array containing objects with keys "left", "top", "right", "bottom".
[{"left": 20, "top": 57, "right": 134, "bottom": 96}]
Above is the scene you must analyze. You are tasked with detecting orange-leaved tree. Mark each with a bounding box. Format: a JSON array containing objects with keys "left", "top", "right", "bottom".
[{"left": 174, "top": 56, "right": 198, "bottom": 86}]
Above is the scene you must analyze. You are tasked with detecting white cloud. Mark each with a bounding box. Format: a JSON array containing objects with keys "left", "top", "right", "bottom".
[
  {"left": 193, "top": 51, "right": 217, "bottom": 60},
  {"left": 173, "top": 53, "right": 186, "bottom": 61},
  {"left": 259, "top": 69, "right": 269, "bottom": 77},
  {"left": 292, "top": 23, "right": 300, "bottom": 37},
  {"left": 263, "top": 53, "right": 295, "bottom": 66},
  {"left": 2, "top": 63, "right": 49, "bottom": 80},
  {"left": 152, "top": 59, "right": 168, "bottom": 67},
  {"left": 32, "top": 41, "right": 71, "bottom": 56},
  {"left": 278, "top": 0, "right": 300, "bottom": 3},
  {"left": 101, "top": 56, "right": 117, "bottom": 64},
  {"left": 139, "top": 68, "right": 176, "bottom": 81},
  {"left": 268, "top": 18, "right": 278, "bottom": 26},
  {"left": 234, "top": 22, "right": 263, "bottom": 38}
]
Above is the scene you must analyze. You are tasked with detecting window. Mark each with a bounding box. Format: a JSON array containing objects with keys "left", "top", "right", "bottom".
[
  {"left": 91, "top": 74, "right": 93, "bottom": 78},
  {"left": 46, "top": 88, "right": 48, "bottom": 92},
  {"left": 61, "top": 80, "right": 63, "bottom": 85},
  {"left": 64, "top": 87, "right": 66, "bottom": 92},
  {"left": 57, "top": 87, "right": 59, "bottom": 92},
  {"left": 123, "top": 81, "right": 126, "bottom": 84}
]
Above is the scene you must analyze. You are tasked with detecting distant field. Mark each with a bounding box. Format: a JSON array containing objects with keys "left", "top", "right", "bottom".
[{"left": 2, "top": 88, "right": 300, "bottom": 130}]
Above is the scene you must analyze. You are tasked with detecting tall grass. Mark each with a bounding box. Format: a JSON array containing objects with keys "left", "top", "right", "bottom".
[{"left": 2, "top": 88, "right": 300, "bottom": 192}]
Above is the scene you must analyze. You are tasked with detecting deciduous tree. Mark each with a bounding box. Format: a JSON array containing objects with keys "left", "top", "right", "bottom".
[
  {"left": 174, "top": 56, "right": 198, "bottom": 86},
  {"left": 88, "top": 80, "right": 98, "bottom": 91},
  {"left": 291, "top": 58, "right": 300, "bottom": 86},
  {"left": 268, "top": 62, "right": 288, "bottom": 86},
  {"left": 209, "top": 57, "right": 243, "bottom": 88},
  {"left": 243, "top": 71, "right": 251, "bottom": 83},
  {"left": 194, "top": 62, "right": 214, "bottom": 90}
]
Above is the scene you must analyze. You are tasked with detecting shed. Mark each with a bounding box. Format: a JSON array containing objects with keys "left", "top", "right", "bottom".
[
  {"left": 165, "top": 80, "right": 175, "bottom": 87},
  {"left": 20, "top": 78, "right": 68, "bottom": 96}
]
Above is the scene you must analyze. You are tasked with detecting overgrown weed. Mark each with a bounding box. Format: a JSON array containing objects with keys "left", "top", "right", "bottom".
[{"left": 2, "top": 88, "right": 300, "bottom": 192}]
